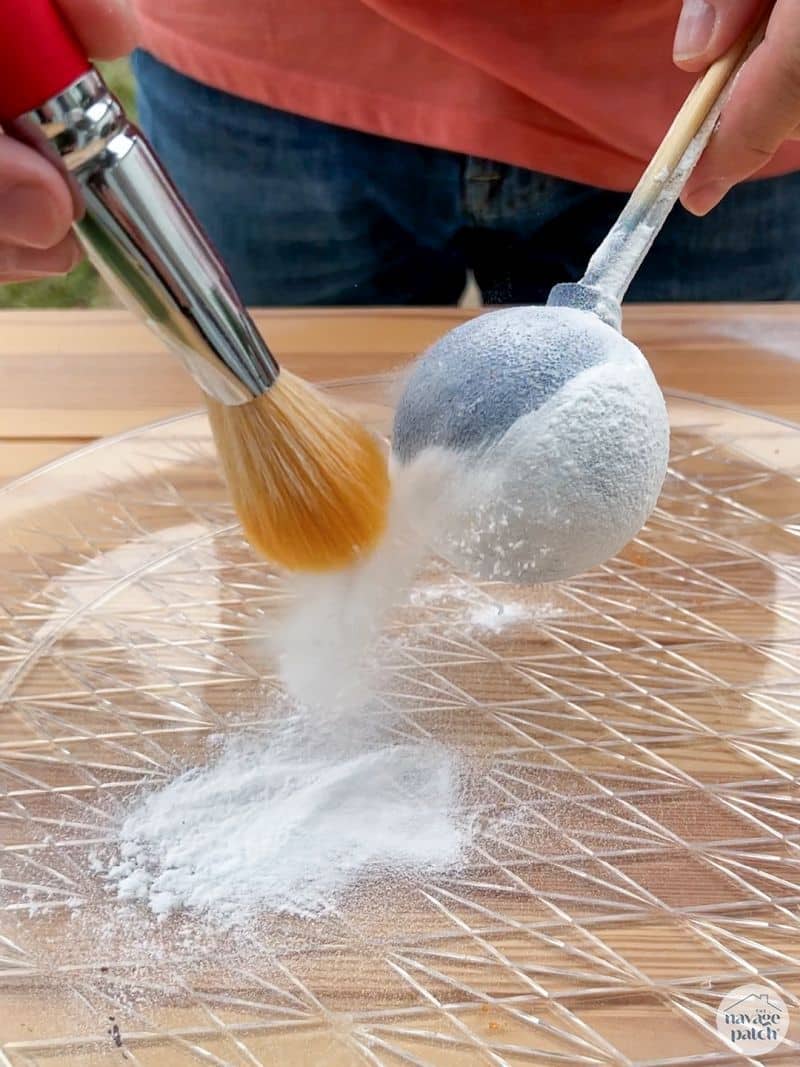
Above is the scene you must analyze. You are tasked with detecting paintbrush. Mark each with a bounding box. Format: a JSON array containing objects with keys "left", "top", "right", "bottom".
[{"left": 0, "top": 0, "right": 389, "bottom": 572}]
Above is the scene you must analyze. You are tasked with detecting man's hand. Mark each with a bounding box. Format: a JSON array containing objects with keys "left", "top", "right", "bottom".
[
  {"left": 674, "top": 0, "right": 800, "bottom": 215},
  {"left": 0, "top": 0, "right": 136, "bottom": 282}
]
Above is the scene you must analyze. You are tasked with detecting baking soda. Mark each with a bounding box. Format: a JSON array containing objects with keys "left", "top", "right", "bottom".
[
  {"left": 105, "top": 451, "right": 473, "bottom": 923},
  {"left": 105, "top": 349, "right": 656, "bottom": 921},
  {"left": 108, "top": 727, "right": 464, "bottom": 922}
]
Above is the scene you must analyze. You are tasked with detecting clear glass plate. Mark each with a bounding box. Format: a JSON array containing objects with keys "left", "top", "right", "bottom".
[{"left": 1, "top": 378, "right": 799, "bottom": 1065}]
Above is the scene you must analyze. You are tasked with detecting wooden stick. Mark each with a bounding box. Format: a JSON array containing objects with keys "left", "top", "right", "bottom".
[
  {"left": 632, "top": 8, "right": 771, "bottom": 213},
  {"left": 577, "top": 5, "right": 773, "bottom": 303}
]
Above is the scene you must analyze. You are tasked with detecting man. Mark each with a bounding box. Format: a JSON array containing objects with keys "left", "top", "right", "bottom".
[{"left": 2, "top": 0, "right": 799, "bottom": 304}]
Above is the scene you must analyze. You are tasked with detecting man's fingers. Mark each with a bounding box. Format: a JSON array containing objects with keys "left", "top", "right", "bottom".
[
  {"left": 674, "top": 0, "right": 765, "bottom": 71},
  {"left": 0, "top": 136, "right": 75, "bottom": 248},
  {"left": 681, "top": 0, "right": 800, "bottom": 214},
  {"left": 58, "top": 0, "right": 138, "bottom": 59},
  {"left": 0, "top": 136, "right": 82, "bottom": 280},
  {"left": 0, "top": 236, "right": 83, "bottom": 281},
  {"left": 0, "top": 1, "right": 125, "bottom": 289}
]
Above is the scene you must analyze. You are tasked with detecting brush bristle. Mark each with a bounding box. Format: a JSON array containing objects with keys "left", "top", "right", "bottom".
[{"left": 206, "top": 371, "right": 390, "bottom": 572}]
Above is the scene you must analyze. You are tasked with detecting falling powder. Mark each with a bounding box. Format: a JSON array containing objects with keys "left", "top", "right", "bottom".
[
  {"left": 104, "top": 451, "right": 474, "bottom": 923},
  {"left": 103, "top": 340, "right": 659, "bottom": 922}
]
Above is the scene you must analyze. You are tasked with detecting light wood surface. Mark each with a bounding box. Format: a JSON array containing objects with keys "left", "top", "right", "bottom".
[{"left": 0, "top": 303, "right": 800, "bottom": 483}]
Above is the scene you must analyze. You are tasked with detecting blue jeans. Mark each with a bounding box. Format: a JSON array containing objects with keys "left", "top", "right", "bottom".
[{"left": 133, "top": 50, "right": 800, "bottom": 306}]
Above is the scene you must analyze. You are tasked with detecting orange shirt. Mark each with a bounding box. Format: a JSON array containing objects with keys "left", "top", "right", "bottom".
[{"left": 134, "top": 0, "right": 800, "bottom": 192}]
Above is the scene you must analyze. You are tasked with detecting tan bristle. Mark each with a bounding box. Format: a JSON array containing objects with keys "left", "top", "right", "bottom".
[{"left": 206, "top": 371, "right": 390, "bottom": 572}]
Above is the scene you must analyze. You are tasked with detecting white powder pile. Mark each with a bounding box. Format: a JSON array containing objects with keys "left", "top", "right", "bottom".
[
  {"left": 104, "top": 451, "right": 471, "bottom": 924},
  {"left": 108, "top": 729, "right": 463, "bottom": 922}
]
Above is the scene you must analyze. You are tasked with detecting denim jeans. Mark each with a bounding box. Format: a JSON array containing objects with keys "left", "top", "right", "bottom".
[{"left": 133, "top": 49, "right": 800, "bottom": 307}]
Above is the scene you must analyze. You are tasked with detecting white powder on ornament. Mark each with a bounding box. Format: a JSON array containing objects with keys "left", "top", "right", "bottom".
[
  {"left": 442, "top": 357, "right": 668, "bottom": 583},
  {"left": 392, "top": 306, "right": 669, "bottom": 584}
]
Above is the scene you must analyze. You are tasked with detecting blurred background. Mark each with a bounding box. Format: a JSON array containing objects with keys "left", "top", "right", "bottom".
[{"left": 0, "top": 60, "right": 135, "bottom": 310}]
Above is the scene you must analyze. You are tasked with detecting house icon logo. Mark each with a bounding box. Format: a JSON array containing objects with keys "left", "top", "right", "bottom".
[{"left": 716, "top": 984, "right": 789, "bottom": 1054}]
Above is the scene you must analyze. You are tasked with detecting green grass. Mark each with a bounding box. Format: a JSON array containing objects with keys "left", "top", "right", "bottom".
[{"left": 0, "top": 59, "right": 136, "bottom": 311}]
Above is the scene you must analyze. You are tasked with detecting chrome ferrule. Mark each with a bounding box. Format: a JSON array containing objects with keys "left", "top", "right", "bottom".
[{"left": 12, "top": 70, "right": 278, "bottom": 404}]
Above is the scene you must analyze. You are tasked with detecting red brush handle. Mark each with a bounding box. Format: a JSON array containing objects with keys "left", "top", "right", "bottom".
[{"left": 0, "top": 0, "right": 91, "bottom": 125}]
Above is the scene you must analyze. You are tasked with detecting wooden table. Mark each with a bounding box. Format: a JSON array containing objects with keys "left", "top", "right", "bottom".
[
  {"left": 1, "top": 303, "right": 799, "bottom": 483},
  {"left": 2, "top": 303, "right": 800, "bottom": 1063}
]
